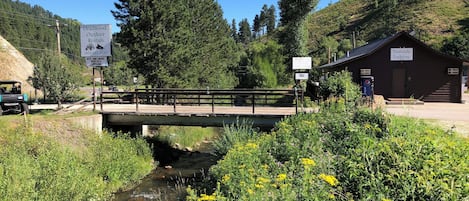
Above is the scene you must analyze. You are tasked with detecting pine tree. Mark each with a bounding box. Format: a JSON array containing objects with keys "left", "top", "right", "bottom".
[
  {"left": 238, "top": 18, "right": 252, "bottom": 45},
  {"left": 278, "top": 0, "right": 318, "bottom": 59},
  {"left": 112, "top": 0, "right": 239, "bottom": 88},
  {"left": 266, "top": 5, "right": 276, "bottom": 34},
  {"left": 252, "top": 14, "right": 261, "bottom": 38},
  {"left": 231, "top": 19, "right": 238, "bottom": 42}
]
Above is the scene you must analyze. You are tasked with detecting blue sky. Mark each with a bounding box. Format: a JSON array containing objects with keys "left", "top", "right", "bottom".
[{"left": 19, "top": 0, "right": 338, "bottom": 33}]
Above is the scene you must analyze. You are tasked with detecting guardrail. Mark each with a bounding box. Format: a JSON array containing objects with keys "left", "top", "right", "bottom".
[{"left": 101, "top": 88, "right": 303, "bottom": 114}]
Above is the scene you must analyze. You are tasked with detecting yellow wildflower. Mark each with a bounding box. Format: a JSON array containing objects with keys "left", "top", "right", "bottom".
[
  {"left": 382, "top": 199, "right": 392, "bottom": 201},
  {"left": 245, "top": 142, "right": 258, "bottom": 149},
  {"left": 301, "top": 158, "right": 316, "bottom": 167},
  {"left": 222, "top": 174, "right": 230, "bottom": 183},
  {"left": 247, "top": 189, "right": 254, "bottom": 194},
  {"left": 197, "top": 193, "right": 216, "bottom": 201},
  {"left": 328, "top": 193, "right": 336, "bottom": 199},
  {"left": 255, "top": 184, "right": 264, "bottom": 189},
  {"left": 257, "top": 177, "right": 270, "bottom": 184},
  {"left": 276, "top": 173, "right": 287, "bottom": 182},
  {"left": 319, "top": 174, "right": 339, "bottom": 186}
]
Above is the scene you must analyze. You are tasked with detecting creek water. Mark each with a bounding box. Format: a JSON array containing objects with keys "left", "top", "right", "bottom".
[{"left": 112, "top": 140, "right": 218, "bottom": 201}]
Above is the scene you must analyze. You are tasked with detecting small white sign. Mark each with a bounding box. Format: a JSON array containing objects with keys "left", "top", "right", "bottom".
[
  {"left": 390, "top": 48, "right": 413, "bottom": 61},
  {"left": 85, "top": 57, "right": 108, "bottom": 67},
  {"left": 360, "top": 68, "right": 371, "bottom": 76},
  {"left": 448, "top": 68, "right": 459, "bottom": 75},
  {"left": 80, "top": 24, "right": 112, "bottom": 57},
  {"left": 295, "top": 73, "right": 309, "bottom": 80},
  {"left": 292, "top": 57, "right": 312, "bottom": 70}
]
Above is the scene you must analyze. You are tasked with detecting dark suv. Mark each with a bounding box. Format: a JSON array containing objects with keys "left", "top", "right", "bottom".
[{"left": 0, "top": 81, "right": 29, "bottom": 114}]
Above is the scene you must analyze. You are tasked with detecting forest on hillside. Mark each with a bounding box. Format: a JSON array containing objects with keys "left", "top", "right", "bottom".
[{"left": 0, "top": 0, "right": 467, "bottom": 96}]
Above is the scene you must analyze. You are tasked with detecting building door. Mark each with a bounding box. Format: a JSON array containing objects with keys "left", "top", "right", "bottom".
[{"left": 392, "top": 68, "right": 406, "bottom": 97}]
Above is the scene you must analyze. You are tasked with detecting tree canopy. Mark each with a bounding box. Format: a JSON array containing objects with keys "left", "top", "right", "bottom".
[{"left": 112, "top": 0, "right": 240, "bottom": 88}]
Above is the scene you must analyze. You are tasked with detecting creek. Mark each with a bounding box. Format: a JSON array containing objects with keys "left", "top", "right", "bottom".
[{"left": 112, "top": 139, "right": 219, "bottom": 201}]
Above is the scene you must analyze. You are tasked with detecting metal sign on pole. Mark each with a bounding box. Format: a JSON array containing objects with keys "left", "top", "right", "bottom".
[
  {"left": 292, "top": 57, "right": 312, "bottom": 113},
  {"left": 80, "top": 24, "right": 112, "bottom": 111}
]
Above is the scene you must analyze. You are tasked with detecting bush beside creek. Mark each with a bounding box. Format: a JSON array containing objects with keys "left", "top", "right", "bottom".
[
  {"left": 0, "top": 115, "right": 154, "bottom": 200},
  {"left": 187, "top": 71, "right": 469, "bottom": 201}
]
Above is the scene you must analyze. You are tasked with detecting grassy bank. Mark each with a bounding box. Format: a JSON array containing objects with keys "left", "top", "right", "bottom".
[
  {"left": 0, "top": 114, "right": 154, "bottom": 200},
  {"left": 187, "top": 101, "right": 469, "bottom": 200}
]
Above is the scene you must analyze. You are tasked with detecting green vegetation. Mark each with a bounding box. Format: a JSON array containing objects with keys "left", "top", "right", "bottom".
[
  {"left": 0, "top": 115, "right": 154, "bottom": 200},
  {"left": 113, "top": 0, "right": 240, "bottom": 89},
  {"left": 153, "top": 126, "right": 220, "bottom": 149},
  {"left": 187, "top": 103, "right": 469, "bottom": 200},
  {"left": 186, "top": 72, "right": 469, "bottom": 200}
]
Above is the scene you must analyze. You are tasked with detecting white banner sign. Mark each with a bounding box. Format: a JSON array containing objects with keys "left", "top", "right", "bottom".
[
  {"left": 295, "top": 73, "right": 309, "bottom": 80},
  {"left": 292, "top": 57, "right": 312, "bottom": 70},
  {"left": 390, "top": 48, "right": 413, "bottom": 61},
  {"left": 80, "top": 24, "right": 112, "bottom": 57},
  {"left": 85, "top": 57, "right": 108, "bottom": 67}
]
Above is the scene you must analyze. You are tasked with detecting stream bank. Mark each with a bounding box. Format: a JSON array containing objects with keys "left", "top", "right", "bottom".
[{"left": 112, "top": 139, "right": 219, "bottom": 201}]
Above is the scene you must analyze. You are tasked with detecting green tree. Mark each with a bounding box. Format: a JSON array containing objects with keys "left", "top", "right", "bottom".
[
  {"left": 238, "top": 18, "right": 252, "bottom": 45},
  {"left": 112, "top": 0, "right": 239, "bottom": 88},
  {"left": 266, "top": 5, "right": 277, "bottom": 34},
  {"left": 32, "top": 52, "right": 81, "bottom": 108},
  {"left": 230, "top": 19, "right": 238, "bottom": 42},
  {"left": 441, "top": 32, "right": 469, "bottom": 60},
  {"left": 278, "top": 0, "right": 319, "bottom": 60},
  {"left": 252, "top": 14, "right": 261, "bottom": 38},
  {"left": 242, "top": 40, "right": 289, "bottom": 88}
]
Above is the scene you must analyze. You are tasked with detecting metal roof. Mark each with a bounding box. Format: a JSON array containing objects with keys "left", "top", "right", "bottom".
[{"left": 317, "top": 31, "right": 466, "bottom": 69}]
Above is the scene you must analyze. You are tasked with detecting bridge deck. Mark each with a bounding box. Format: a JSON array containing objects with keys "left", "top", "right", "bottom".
[{"left": 100, "top": 104, "right": 300, "bottom": 115}]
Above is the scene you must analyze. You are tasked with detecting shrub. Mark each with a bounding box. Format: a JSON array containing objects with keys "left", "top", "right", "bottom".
[
  {"left": 319, "top": 70, "right": 361, "bottom": 107},
  {"left": 212, "top": 119, "right": 259, "bottom": 156},
  {"left": 189, "top": 103, "right": 469, "bottom": 200}
]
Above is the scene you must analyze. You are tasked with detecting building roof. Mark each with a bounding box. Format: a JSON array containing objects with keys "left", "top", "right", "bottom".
[{"left": 318, "top": 31, "right": 466, "bottom": 69}]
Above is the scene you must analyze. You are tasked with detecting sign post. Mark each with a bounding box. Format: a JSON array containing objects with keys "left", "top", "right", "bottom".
[
  {"left": 292, "top": 57, "right": 312, "bottom": 113},
  {"left": 80, "top": 24, "right": 112, "bottom": 111}
]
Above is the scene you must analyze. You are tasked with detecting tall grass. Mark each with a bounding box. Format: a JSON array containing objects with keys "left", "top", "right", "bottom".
[
  {"left": 0, "top": 116, "right": 154, "bottom": 200},
  {"left": 153, "top": 126, "right": 220, "bottom": 149}
]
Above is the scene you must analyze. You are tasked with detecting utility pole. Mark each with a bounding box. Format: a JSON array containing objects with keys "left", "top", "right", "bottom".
[{"left": 48, "top": 19, "right": 67, "bottom": 55}]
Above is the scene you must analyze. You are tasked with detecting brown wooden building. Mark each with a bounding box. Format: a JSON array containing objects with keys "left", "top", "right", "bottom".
[{"left": 318, "top": 31, "right": 467, "bottom": 103}]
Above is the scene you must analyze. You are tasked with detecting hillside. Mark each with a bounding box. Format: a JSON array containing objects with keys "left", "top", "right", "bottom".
[
  {"left": 0, "top": 35, "right": 35, "bottom": 94},
  {"left": 307, "top": 0, "right": 468, "bottom": 53}
]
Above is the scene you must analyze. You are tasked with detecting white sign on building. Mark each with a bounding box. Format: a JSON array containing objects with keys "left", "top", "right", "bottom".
[
  {"left": 80, "top": 24, "right": 112, "bottom": 57},
  {"left": 390, "top": 48, "right": 413, "bottom": 61},
  {"left": 292, "top": 57, "right": 312, "bottom": 70}
]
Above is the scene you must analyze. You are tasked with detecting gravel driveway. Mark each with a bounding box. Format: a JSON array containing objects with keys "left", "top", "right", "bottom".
[{"left": 385, "top": 93, "right": 469, "bottom": 137}]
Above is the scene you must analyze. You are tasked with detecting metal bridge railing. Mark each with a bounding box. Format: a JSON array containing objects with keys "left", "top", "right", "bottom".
[{"left": 101, "top": 88, "right": 303, "bottom": 114}]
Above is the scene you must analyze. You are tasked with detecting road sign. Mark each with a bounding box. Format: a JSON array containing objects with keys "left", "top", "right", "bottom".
[
  {"left": 80, "top": 24, "right": 112, "bottom": 57},
  {"left": 85, "top": 57, "right": 108, "bottom": 67},
  {"left": 292, "top": 57, "right": 312, "bottom": 70},
  {"left": 295, "top": 73, "right": 309, "bottom": 80}
]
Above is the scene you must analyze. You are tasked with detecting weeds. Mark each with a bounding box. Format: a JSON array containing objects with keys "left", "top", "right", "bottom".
[{"left": 0, "top": 115, "right": 154, "bottom": 200}]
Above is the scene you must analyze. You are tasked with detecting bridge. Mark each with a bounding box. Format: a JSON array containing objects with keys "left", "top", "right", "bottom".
[{"left": 98, "top": 88, "right": 307, "bottom": 133}]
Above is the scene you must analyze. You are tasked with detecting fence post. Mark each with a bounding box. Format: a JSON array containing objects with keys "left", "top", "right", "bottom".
[
  {"left": 211, "top": 93, "right": 215, "bottom": 113},
  {"left": 294, "top": 87, "right": 298, "bottom": 114},
  {"left": 135, "top": 90, "right": 139, "bottom": 112},
  {"left": 252, "top": 92, "right": 255, "bottom": 114},
  {"left": 173, "top": 94, "right": 176, "bottom": 112}
]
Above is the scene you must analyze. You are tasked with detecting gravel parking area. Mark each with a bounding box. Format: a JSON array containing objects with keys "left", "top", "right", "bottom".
[{"left": 385, "top": 93, "right": 469, "bottom": 137}]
